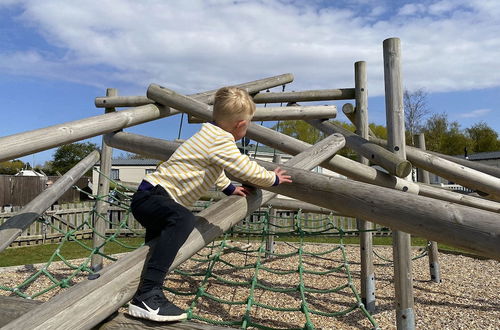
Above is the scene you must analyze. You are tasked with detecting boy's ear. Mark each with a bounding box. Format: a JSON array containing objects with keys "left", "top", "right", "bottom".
[{"left": 235, "top": 120, "right": 247, "bottom": 129}]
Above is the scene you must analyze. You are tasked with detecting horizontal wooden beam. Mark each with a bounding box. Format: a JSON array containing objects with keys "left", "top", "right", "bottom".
[
  {"left": 425, "top": 150, "right": 500, "bottom": 179},
  {"left": 370, "top": 136, "right": 500, "bottom": 199},
  {"left": 0, "top": 296, "right": 42, "bottom": 328},
  {"left": 0, "top": 105, "right": 172, "bottom": 163},
  {"left": 257, "top": 162, "right": 500, "bottom": 260},
  {"left": 0, "top": 151, "right": 100, "bottom": 252},
  {"left": 252, "top": 88, "right": 355, "bottom": 103},
  {"left": 95, "top": 73, "right": 294, "bottom": 108},
  {"left": 187, "top": 105, "right": 337, "bottom": 123},
  {"left": 307, "top": 119, "right": 412, "bottom": 178},
  {"left": 94, "top": 96, "right": 153, "bottom": 108},
  {"left": 107, "top": 126, "right": 500, "bottom": 213}
]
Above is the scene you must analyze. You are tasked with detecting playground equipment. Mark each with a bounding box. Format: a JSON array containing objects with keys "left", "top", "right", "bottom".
[{"left": 1, "top": 37, "right": 500, "bottom": 329}]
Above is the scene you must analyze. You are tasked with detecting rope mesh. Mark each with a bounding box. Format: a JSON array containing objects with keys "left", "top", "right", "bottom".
[{"left": 0, "top": 171, "right": 443, "bottom": 328}]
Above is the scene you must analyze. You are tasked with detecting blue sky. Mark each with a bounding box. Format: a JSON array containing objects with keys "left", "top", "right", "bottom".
[{"left": 1, "top": 0, "right": 499, "bottom": 166}]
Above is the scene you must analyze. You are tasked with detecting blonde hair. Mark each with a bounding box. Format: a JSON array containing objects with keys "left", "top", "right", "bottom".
[{"left": 213, "top": 87, "right": 256, "bottom": 123}]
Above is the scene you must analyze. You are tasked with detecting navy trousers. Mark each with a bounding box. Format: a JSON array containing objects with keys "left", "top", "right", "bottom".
[{"left": 130, "top": 184, "right": 196, "bottom": 284}]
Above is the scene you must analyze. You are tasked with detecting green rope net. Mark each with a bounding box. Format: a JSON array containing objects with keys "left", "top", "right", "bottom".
[{"left": 1, "top": 170, "right": 443, "bottom": 328}]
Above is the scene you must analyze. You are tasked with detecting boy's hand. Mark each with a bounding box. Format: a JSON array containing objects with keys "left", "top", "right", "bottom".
[
  {"left": 232, "top": 185, "right": 252, "bottom": 197},
  {"left": 274, "top": 167, "right": 292, "bottom": 184}
]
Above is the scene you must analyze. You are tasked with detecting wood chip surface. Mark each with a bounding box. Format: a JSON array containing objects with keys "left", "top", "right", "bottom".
[{"left": 1, "top": 243, "right": 499, "bottom": 329}]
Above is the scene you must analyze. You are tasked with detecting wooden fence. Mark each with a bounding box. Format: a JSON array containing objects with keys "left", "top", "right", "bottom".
[
  {"left": 0, "top": 202, "right": 143, "bottom": 248},
  {"left": 0, "top": 175, "right": 92, "bottom": 207},
  {"left": 0, "top": 200, "right": 378, "bottom": 248}
]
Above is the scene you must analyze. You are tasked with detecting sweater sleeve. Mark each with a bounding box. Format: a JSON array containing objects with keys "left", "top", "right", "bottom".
[
  {"left": 209, "top": 135, "right": 277, "bottom": 187},
  {"left": 215, "top": 170, "right": 232, "bottom": 191}
]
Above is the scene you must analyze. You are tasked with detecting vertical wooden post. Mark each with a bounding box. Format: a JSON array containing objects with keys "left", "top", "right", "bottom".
[
  {"left": 266, "top": 154, "right": 281, "bottom": 259},
  {"left": 354, "top": 61, "right": 376, "bottom": 313},
  {"left": 91, "top": 88, "right": 117, "bottom": 272},
  {"left": 415, "top": 133, "right": 441, "bottom": 283},
  {"left": 383, "top": 37, "right": 415, "bottom": 329}
]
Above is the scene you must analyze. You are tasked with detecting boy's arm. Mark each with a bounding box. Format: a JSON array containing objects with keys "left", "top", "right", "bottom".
[
  {"left": 209, "top": 137, "right": 278, "bottom": 187},
  {"left": 215, "top": 171, "right": 236, "bottom": 195}
]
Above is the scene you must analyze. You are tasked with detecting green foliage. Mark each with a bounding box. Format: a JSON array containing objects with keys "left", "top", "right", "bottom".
[
  {"left": 52, "top": 142, "right": 98, "bottom": 175},
  {"left": 369, "top": 123, "right": 388, "bottom": 139},
  {"left": 466, "top": 122, "right": 500, "bottom": 153},
  {"left": 0, "top": 159, "right": 25, "bottom": 175},
  {"left": 420, "top": 114, "right": 500, "bottom": 155},
  {"left": 272, "top": 120, "right": 325, "bottom": 145}
]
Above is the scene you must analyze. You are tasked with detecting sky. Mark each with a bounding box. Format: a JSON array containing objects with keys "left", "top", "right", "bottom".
[{"left": 1, "top": 0, "right": 499, "bottom": 166}]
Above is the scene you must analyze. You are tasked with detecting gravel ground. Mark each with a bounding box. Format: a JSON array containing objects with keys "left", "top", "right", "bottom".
[{"left": 1, "top": 243, "right": 499, "bottom": 329}]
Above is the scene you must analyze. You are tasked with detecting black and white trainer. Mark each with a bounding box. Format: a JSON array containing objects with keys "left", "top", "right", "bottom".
[{"left": 128, "top": 287, "right": 187, "bottom": 322}]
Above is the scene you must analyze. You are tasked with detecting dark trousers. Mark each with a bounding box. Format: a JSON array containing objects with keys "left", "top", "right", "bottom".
[{"left": 131, "top": 185, "right": 196, "bottom": 285}]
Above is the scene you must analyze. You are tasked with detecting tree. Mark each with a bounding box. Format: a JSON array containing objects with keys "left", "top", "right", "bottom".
[
  {"left": 272, "top": 120, "right": 325, "bottom": 145},
  {"left": 0, "top": 159, "right": 25, "bottom": 175},
  {"left": 116, "top": 152, "right": 149, "bottom": 160},
  {"left": 404, "top": 88, "right": 430, "bottom": 145},
  {"left": 466, "top": 122, "right": 500, "bottom": 153},
  {"left": 51, "top": 142, "right": 98, "bottom": 175},
  {"left": 369, "top": 123, "right": 387, "bottom": 140},
  {"left": 272, "top": 119, "right": 361, "bottom": 160},
  {"left": 440, "top": 122, "right": 472, "bottom": 156},
  {"left": 421, "top": 113, "right": 450, "bottom": 152}
]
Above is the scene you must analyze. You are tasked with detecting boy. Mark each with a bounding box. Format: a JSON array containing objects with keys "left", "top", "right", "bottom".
[{"left": 128, "top": 87, "right": 292, "bottom": 322}]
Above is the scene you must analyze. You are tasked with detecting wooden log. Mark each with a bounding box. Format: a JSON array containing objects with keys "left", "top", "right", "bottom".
[
  {"left": 0, "top": 151, "right": 99, "bottom": 252},
  {"left": 92, "top": 88, "right": 116, "bottom": 271},
  {"left": 339, "top": 112, "right": 500, "bottom": 211},
  {"left": 417, "top": 183, "right": 500, "bottom": 212},
  {"left": 0, "top": 296, "right": 42, "bottom": 327},
  {"left": 252, "top": 88, "right": 355, "bottom": 103},
  {"left": 94, "top": 96, "right": 154, "bottom": 108},
  {"left": 383, "top": 37, "right": 415, "bottom": 329},
  {"left": 104, "top": 132, "right": 349, "bottom": 217},
  {"left": 189, "top": 73, "right": 294, "bottom": 105},
  {"left": 98, "top": 312, "right": 234, "bottom": 329},
  {"left": 146, "top": 83, "right": 419, "bottom": 193},
  {"left": 3, "top": 128, "right": 341, "bottom": 330},
  {"left": 415, "top": 133, "right": 441, "bottom": 283},
  {"left": 187, "top": 105, "right": 338, "bottom": 123},
  {"left": 2, "top": 74, "right": 294, "bottom": 163},
  {"left": 354, "top": 61, "right": 376, "bottom": 313},
  {"left": 0, "top": 104, "right": 175, "bottom": 163},
  {"left": 425, "top": 150, "right": 500, "bottom": 179},
  {"left": 266, "top": 155, "right": 281, "bottom": 258},
  {"left": 257, "top": 161, "right": 500, "bottom": 260},
  {"left": 307, "top": 119, "right": 412, "bottom": 178},
  {"left": 266, "top": 198, "right": 340, "bottom": 215},
  {"left": 244, "top": 121, "right": 419, "bottom": 194},
  {"left": 342, "top": 103, "right": 378, "bottom": 137},
  {"left": 106, "top": 127, "right": 500, "bottom": 212},
  {"left": 104, "top": 130, "right": 500, "bottom": 260},
  {"left": 369, "top": 136, "right": 500, "bottom": 199},
  {"left": 95, "top": 73, "right": 294, "bottom": 108}
]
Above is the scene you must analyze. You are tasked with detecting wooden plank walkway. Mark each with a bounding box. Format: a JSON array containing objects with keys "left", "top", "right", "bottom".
[{"left": 0, "top": 296, "right": 233, "bottom": 330}]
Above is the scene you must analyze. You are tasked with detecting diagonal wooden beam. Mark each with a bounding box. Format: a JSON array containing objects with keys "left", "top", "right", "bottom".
[
  {"left": 3, "top": 129, "right": 343, "bottom": 330},
  {"left": 0, "top": 151, "right": 99, "bottom": 252}
]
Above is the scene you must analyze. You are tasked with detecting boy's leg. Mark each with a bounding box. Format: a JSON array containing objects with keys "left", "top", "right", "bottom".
[{"left": 129, "top": 186, "right": 196, "bottom": 321}]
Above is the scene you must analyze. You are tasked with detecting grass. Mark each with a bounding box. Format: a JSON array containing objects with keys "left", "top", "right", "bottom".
[
  {"left": 0, "top": 234, "right": 478, "bottom": 268},
  {"left": 0, "top": 237, "right": 144, "bottom": 267}
]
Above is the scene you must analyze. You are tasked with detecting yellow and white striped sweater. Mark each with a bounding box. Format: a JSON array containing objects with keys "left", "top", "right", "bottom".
[{"left": 145, "top": 123, "right": 277, "bottom": 207}]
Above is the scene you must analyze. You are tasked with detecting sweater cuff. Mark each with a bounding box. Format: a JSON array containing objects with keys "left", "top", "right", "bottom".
[
  {"left": 272, "top": 175, "right": 280, "bottom": 186},
  {"left": 222, "top": 183, "right": 236, "bottom": 196}
]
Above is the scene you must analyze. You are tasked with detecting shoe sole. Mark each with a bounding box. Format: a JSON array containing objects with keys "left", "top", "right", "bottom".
[{"left": 128, "top": 304, "right": 187, "bottom": 322}]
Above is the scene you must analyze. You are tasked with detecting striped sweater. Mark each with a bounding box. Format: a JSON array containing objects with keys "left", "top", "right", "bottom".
[{"left": 145, "top": 123, "right": 277, "bottom": 207}]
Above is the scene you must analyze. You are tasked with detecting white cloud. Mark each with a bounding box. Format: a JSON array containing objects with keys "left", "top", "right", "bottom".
[
  {"left": 459, "top": 108, "right": 493, "bottom": 118},
  {"left": 398, "top": 3, "right": 425, "bottom": 16},
  {"left": 1, "top": 0, "right": 500, "bottom": 96}
]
